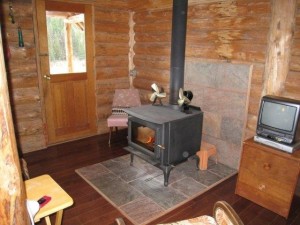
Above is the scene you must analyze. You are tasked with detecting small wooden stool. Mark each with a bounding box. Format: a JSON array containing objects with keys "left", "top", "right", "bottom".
[{"left": 196, "top": 141, "right": 218, "bottom": 170}]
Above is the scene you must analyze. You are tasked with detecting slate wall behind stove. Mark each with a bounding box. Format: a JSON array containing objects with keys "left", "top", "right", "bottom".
[{"left": 184, "top": 61, "right": 252, "bottom": 169}]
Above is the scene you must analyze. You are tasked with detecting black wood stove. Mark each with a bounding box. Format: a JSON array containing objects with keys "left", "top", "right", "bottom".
[
  {"left": 124, "top": 105, "right": 203, "bottom": 186},
  {"left": 123, "top": 0, "right": 203, "bottom": 186}
]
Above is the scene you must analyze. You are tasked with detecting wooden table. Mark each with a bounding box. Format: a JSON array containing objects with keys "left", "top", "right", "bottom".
[{"left": 25, "top": 174, "right": 74, "bottom": 225}]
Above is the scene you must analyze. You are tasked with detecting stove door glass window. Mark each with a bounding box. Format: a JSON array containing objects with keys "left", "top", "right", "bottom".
[{"left": 132, "top": 123, "right": 155, "bottom": 152}]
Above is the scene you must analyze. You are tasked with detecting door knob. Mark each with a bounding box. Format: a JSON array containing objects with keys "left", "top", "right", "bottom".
[{"left": 43, "top": 74, "right": 51, "bottom": 80}]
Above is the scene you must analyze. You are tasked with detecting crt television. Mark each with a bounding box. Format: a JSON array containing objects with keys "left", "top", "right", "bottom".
[{"left": 256, "top": 95, "right": 300, "bottom": 145}]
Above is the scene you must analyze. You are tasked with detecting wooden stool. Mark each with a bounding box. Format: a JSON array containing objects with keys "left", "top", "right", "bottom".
[{"left": 196, "top": 141, "right": 218, "bottom": 170}]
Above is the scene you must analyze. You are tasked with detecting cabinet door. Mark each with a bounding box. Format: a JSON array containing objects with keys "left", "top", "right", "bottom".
[{"left": 236, "top": 144, "right": 300, "bottom": 218}]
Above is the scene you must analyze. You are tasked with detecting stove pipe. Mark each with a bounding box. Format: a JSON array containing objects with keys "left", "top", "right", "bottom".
[{"left": 169, "top": 0, "right": 188, "bottom": 105}]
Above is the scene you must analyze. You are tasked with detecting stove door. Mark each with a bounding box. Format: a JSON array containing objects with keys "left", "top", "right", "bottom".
[{"left": 128, "top": 116, "right": 162, "bottom": 159}]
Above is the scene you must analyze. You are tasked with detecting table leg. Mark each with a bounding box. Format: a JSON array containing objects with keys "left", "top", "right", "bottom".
[
  {"left": 45, "top": 216, "right": 51, "bottom": 225},
  {"left": 54, "top": 210, "right": 64, "bottom": 225}
]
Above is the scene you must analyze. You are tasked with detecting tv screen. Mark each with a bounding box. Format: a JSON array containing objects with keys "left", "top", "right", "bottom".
[
  {"left": 257, "top": 95, "right": 300, "bottom": 144},
  {"left": 261, "top": 101, "right": 297, "bottom": 132}
]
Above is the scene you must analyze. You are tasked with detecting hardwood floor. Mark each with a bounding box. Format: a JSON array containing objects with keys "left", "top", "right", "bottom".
[{"left": 24, "top": 131, "right": 300, "bottom": 225}]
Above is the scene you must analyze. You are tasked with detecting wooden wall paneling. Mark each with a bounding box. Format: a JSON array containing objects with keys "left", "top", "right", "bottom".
[
  {"left": 284, "top": 1, "right": 300, "bottom": 99},
  {"left": 17, "top": 134, "right": 46, "bottom": 153},
  {"left": 133, "top": 0, "right": 272, "bottom": 142},
  {"left": 94, "top": 6, "right": 130, "bottom": 132},
  {"left": 95, "top": 56, "right": 128, "bottom": 67},
  {"left": 15, "top": 118, "right": 44, "bottom": 137},
  {"left": 133, "top": 8, "right": 172, "bottom": 99},
  {"left": 2, "top": 0, "right": 45, "bottom": 153},
  {"left": 128, "top": 0, "right": 229, "bottom": 12},
  {"left": 93, "top": 0, "right": 129, "bottom": 10},
  {"left": 134, "top": 56, "right": 170, "bottom": 70},
  {"left": 95, "top": 32, "right": 129, "bottom": 43},
  {"left": 96, "top": 67, "right": 129, "bottom": 80},
  {"left": 94, "top": 10, "right": 129, "bottom": 22},
  {"left": 10, "top": 76, "right": 39, "bottom": 89},
  {"left": 95, "top": 43, "right": 129, "bottom": 56},
  {"left": 0, "top": 28, "right": 29, "bottom": 225}
]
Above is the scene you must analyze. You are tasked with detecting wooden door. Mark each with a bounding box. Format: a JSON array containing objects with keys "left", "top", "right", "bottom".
[{"left": 35, "top": 0, "right": 97, "bottom": 144}]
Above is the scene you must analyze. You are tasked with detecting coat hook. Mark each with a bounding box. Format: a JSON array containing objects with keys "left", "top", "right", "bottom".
[{"left": 9, "top": 1, "right": 15, "bottom": 24}]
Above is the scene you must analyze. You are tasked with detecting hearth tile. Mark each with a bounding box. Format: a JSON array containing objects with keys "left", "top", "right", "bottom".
[
  {"left": 155, "top": 168, "right": 186, "bottom": 185},
  {"left": 129, "top": 176, "right": 187, "bottom": 210},
  {"left": 202, "top": 88, "right": 223, "bottom": 112},
  {"left": 174, "top": 157, "right": 199, "bottom": 173},
  {"left": 220, "top": 117, "right": 244, "bottom": 145},
  {"left": 120, "top": 196, "right": 164, "bottom": 225},
  {"left": 185, "top": 62, "right": 218, "bottom": 88},
  {"left": 171, "top": 177, "right": 207, "bottom": 197},
  {"left": 101, "top": 158, "right": 147, "bottom": 182},
  {"left": 219, "top": 92, "right": 247, "bottom": 120},
  {"left": 208, "top": 161, "right": 237, "bottom": 178},
  {"left": 202, "top": 112, "right": 221, "bottom": 138},
  {"left": 90, "top": 172, "right": 141, "bottom": 206},
  {"left": 130, "top": 156, "right": 163, "bottom": 177},
  {"left": 101, "top": 158, "right": 130, "bottom": 173},
  {"left": 191, "top": 170, "right": 222, "bottom": 186},
  {"left": 75, "top": 162, "right": 110, "bottom": 180},
  {"left": 216, "top": 63, "right": 250, "bottom": 91},
  {"left": 186, "top": 170, "right": 223, "bottom": 187}
]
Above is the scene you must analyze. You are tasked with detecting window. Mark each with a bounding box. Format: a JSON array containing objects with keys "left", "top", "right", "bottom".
[{"left": 46, "top": 12, "right": 86, "bottom": 74}]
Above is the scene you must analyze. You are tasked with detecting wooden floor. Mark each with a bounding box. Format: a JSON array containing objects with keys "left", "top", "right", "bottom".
[{"left": 24, "top": 131, "right": 300, "bottom": 225}]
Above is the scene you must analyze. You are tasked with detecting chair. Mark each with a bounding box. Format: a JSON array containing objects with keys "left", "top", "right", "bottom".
[
  {"left": 21, "top": 158, "right": 30, "bottom": 180},
  {"left": 107, "top": 89, "right": 141, "bottom": 147},
  {"left": 115, "top": 201, "right": 244, "bottom": 225}
]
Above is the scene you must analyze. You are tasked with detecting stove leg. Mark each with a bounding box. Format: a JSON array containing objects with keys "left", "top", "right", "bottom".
[
  {"left": 195, "top": 154, "right": 200, "bottom": 170},
  {"left": 130, "top": 153, "right": 134, "bottom": 166},
  {"left": 162, "top": 165, "right": 173, "bottom": 187}
]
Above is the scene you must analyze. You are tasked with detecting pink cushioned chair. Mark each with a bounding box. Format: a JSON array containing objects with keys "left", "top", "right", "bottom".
[{"left": 107, "top": 89, "right": 141, "bottom": 147}]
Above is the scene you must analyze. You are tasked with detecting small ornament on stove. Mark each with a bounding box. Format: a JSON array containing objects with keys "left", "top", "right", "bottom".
[{"left": 149, "top": 83, "right": 166, "bottom": 106}]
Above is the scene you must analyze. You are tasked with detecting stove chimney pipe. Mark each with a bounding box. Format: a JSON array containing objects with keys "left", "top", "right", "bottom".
[{"left": 169, "top": 0, "right": 188, "bottom": 105}]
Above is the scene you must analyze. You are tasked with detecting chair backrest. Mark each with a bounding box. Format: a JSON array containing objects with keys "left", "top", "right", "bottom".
[
  {"left": 213, "top": 201, "right": 244, "bottom": 225},
  {"left": 112, "top": 89, "right": 141, "bottom": 108}
]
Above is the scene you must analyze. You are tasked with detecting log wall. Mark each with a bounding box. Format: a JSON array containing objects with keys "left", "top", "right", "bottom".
[
  {"left": 93, "top": 4, "right": 131, "bottom": 134},
  {"left": 1, "top": 0, "right": 131, "bottom": 152},
  {"left": 132, "top": 0, "right": 272, "bottom": 139},
  {"left": 1, "top": 0, "right": 45, "bottom": 153},
  {"left": 2, "top": 0, "right": 300, "bottom": 153},
  {"left": 285, "top": 0, "right": 300, "bottom": 100}
]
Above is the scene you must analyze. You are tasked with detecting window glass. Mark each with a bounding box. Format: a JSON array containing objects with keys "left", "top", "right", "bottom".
[{"left": 46, "top": 13, "right": 86, "bottom": 74}]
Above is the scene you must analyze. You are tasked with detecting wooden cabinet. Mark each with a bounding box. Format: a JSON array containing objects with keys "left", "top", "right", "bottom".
[{"left": 236, "top": 138, "right": 300, "bottom": 218}]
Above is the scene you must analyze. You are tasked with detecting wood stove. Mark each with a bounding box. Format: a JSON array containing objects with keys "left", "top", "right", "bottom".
[
  {"left": 123, "top": 0, "right": 201, "bottom": 186},
  {"left": 124, "top": 105, "right": 203, "bottom": 186}
]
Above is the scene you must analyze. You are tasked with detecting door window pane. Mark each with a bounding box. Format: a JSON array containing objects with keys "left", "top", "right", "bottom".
[{"left": 46, "top": 12, "right": 86, "bottom": 74}]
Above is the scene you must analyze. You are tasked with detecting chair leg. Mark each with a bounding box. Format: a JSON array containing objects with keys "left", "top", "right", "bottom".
[{"left": 109, "top": 127, "right": 113, "bottom": 147}]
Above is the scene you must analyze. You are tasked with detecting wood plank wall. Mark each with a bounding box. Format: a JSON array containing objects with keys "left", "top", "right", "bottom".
[
  {"left": 1, "top": 0, "right": 45, "bottom": 152},
  {"left": 2, "top": 0, "right": 300, "bottom": 152},
  {"left": 285, "top": 0, "right": 300, "bottom": 100},
  {"left": 131, "top": 0, "right": 272, "bottom": 139},
  {"left": 93, "top": 4, "right": 131, "bottom": 133}
]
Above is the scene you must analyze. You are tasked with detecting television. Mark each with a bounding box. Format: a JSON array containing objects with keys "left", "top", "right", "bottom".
[{"left": 256, "top": 95, "right": 300, "bottom": 145}]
